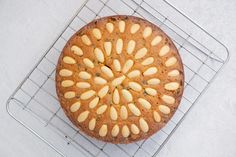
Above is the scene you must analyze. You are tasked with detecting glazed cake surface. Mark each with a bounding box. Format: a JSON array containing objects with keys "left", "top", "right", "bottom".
[{"left": 56, "top": 15, "right": 184, "bottom": 143}]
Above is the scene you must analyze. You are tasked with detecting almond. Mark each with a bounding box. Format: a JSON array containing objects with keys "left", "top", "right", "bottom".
[
  {"left": 119, "top": 20, "right": 125, "bottom": 33},
  {"left": 70, "top": 101, "right": 81, "bottom": 112},
  {"left": 139, "top": 118, "right": 149, "bottom": 132},
  {"left": 63, "top": 56, "right": 76, "bottom": 64},
  {"left": 111, "top": 125, "right": 119, "bottom": 137},
  {"left": 94, "top": 48, "right": 104, "bottom": 63},
  {"left": 89, "top": 118, "right": 96, "bottom": 130},
  {"left": 127, "top": 40, "right": 136, "bottom": 54},
  {"left": 59, "top": 69, "right": 73, "bottom": 77},
  {"left": 122, "top": 59, "right": 134, "bottom": 73},
  {"left": 106, "top": 23, "right": 114, "bottom": 33},
  {"left": 128, "top": 103, "right": 141, "bottom": 116},
  {"left": 77, "top": 111, "right": 89, "bottom": 122},
  {"left": 61, "top": 80, "right": 74, "bottom": 87},
  {"left": 135, "top": 47, "right": 147, "bottom": 59},
  {"left": 64, "top": 91, "right": 75, "bottom": 99},
  {"left": 89, "top": 97, "right": 99, "bottom": 109},
  {"left": 83, "top": 58, "right": 94, "bottom": 68},
  {"left": 92, "top": 28, "right": 102, "bottom": 39},
  {"left": 116, "top": 38, "right": 123, "bottom": 54},
  {"left": 143, "top": 27, "right": 152, "bottom": 38},
  {"left": 99, "top": 125, "right": 107, "bottom": 137},
  {"left": 104, "top": 42, "right": 112, "bottom": 56},
  {"left": 81, "top": 35, "right": 91, "bottom": 46},
  {"left": 80, "top": 90, "right": 96, "bottom": 100},
  {"left": 122, "top": 125, "right": 130, "bottom": 137},
  {"left": 158, "top": 105, "right": 170, "bottom": 114},
  {"left": 130, "top": 24, "right": 140, "bottom": 34},
  {"left": 151, "top": 36, "right": 162, "bottom": 46},
  {"left": 71, "top": 45, "right": 83, "bottom": 56},
  {"left": 76, "top": 82, "right": 91, "bottom": 88},
  {"left": 122, "top": 89, "right": 133, "bottom": 102}
]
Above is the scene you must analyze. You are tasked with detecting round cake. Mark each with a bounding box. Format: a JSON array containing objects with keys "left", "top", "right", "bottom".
[{"left": 56, "top": 15, "right": 184, "bottom": 143}]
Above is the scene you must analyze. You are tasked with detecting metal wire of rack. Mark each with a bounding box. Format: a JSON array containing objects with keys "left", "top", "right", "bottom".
[{"left": 6, "top": 0, "right": 229, "bottom": 156}]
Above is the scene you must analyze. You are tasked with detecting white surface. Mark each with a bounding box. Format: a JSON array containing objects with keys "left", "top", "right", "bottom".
[{"left": 0, "top": 0, "right": 236, "bottom": 157}]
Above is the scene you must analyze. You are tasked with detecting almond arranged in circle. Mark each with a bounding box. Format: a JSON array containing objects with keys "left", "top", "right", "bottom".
[{"left": 56, "top": 15, "right": 184, "bottom": 144}]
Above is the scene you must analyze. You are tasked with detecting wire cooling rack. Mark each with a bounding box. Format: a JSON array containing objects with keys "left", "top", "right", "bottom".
[{"left": 6, "top": 0, "right": 229, "bottom": 156}]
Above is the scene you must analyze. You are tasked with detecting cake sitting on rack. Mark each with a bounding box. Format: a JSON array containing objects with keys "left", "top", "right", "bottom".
[{"left": 55, "top": 15, "right": 184, "bottom": 143}]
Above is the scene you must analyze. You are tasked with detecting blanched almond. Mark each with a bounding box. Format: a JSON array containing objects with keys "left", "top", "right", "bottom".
[
  {"left": 138, "top": 98, "right": 151, "bottom": 109},
  {"left": 101, "top": 66, "right": 114, "bottom": 78},
  {"left": 131, "top": 124, "right": 140, "bottom": 135},
  {"left": 153, "top": 111, "right": 161, "bottom": 122},
  {"left": 71, "top": 45, "right": 83, "bottom": 56},
  {"left": 94, "top": 77, "right": 107, "bottom": 85},
  {"left": 161, "top": 94, "right": 175, "bottom": 104},
  {"left": 92, "top": 28, "right": 102, "bottom": 39},
  {"left": 112, "top": 75, "right": 125, "bottom": 87},
  {"left": 135, "top": 47, "right": 147, "bottom": 59},
  {"left": 70, "top": 101, "right": 81, "bottom": 112},
  {"left": 81, "top": 35, "right": 91, "bottom": 46},
  {"left": 127, "top": 70, "right": 141, "bottom": 78},
  {"left": 89, "top": 118, "right": 96, "bottom": 130},
  {"left": 104, "top": 42, "right": 112, "bottom": 56},
  {"left": 128, "top": 82, "right": 142, "bottom": 91},
  {"left": 128, "top": 103, "right": 141, "bottom": 116},
  {"left": 164, "top": 82, "right": 180, "bottom": 90},
  {"left": 139, "top": 118, "right": 149, "bottom": 132},
  {"left": 76, "top": 82, "right": 91, "bottom": 88},
  {"left": 141, "top": 57, "right": 154, "bottom": 66},
  {"left": 61, "top": 80, "right": 74, "bottom": 87},
  {"left": 80, "top": 90, "right": 96, "bottom": 100},
  {"left": 113, "top": 89, "right": 120, "bottom": 104},
  {"left": 143, "top": 67, "right": 158, "bottom": 76},
  {"left": 63, "top": 56, "right": 76, "bottom": 64},
  {"left": 77, "top": 111, "right": 89, "bottom": 122},
  {"left": 111, "top": 125, "right": 119, "bottom": 137},
  {"left": 99, "top": 125, "right": 107, "bottom": 137},
  {"left": 96, "top": 105, "right": 107, "bottom": 114},
  {"left": 143, "top": 27, "right": 152, "bottom": 38},
  {"left": 116, "top": 38, "right": 123, "bottom": 54},
  {"left": 122, "top": 59, "right": 134, "bottom": 73},
  {"left": 119, "top": 20, "right": 125, "bottom": 33},
  {"left": 64, "top": 91, "right": 75, "bottom": 99},
  {"left": 94, "top": 48, "right": 104, "bottom": 63},
  {"left": 127, "top": 40, "right": 136, "bottom": 54},
  {"left": 120, "top": 106, "right": 128, "bottom": 120},
  {"left": 83, "top": 58, "right": 94, "bottom": 68},
  {"left": 89, "top": 97, "right": 99, "bottom": 109},
  {"left": 98, "top": 85, "right": 109, "bottom": 98},
  {"left": 165, "top": 57, "right": 177, "bottom": 67},
  {"left": 147, "top": 78, "right": 160, "bottom": 85},
  {"left": 158, "top": 105, "right": 170, "bottom": 114},
  {"left": 59, "top": 69, "right": 73, "bottom": 77},
  {"left": 106, "top": 23, "right": 114, "bottom": 33},
  {"left": 110, "top": 106, "right": 118, "bottom": 120},
  {"left": 113, "top": 59, "right": 121, "bottom": 71},
  {"left": 168, "top": 70, "right": 180, "bottom": 77},
  {"left": 151, "top": 36, "right": 162, "bottom": 46},
  {"left": 122, "top": 125, "right": 130, "bottom": 137},
  {"left": 145, "top": 88, "right": 157, "bottom": 96},
  {"left": 159, "top": 45, "right": 170, "bottom": 56},
  {"left": 78, "top": 71, "right": 91, "bottom": 80},
  {"left": 122, "top": 89, "right": 133, "bottom": 102},
  {"left": 130, "top": 24, "right": 140, "bottom": 34}
]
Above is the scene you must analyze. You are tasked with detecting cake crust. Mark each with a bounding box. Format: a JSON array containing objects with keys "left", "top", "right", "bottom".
[{"left": 56, "top": 15, "right": 184, "bottom": 143}]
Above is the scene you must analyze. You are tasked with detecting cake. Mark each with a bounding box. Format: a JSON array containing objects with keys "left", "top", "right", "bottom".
[{"left": 55, "top": 15, "right": 184, "bottom": 143}]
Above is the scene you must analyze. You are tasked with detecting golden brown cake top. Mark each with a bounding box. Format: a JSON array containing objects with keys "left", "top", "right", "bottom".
[{"left": 56, "top": 15, "right": 184, "bottom": 143}]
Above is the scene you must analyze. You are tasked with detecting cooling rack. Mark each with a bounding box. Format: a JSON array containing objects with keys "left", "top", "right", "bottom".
[{"left": 6, "top": 0, "right": 229, "bottom": 156}]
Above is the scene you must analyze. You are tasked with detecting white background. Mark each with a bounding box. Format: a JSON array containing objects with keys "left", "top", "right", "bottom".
[{"left": 0, "top": 0, "right": 236, "bottom": 156}]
